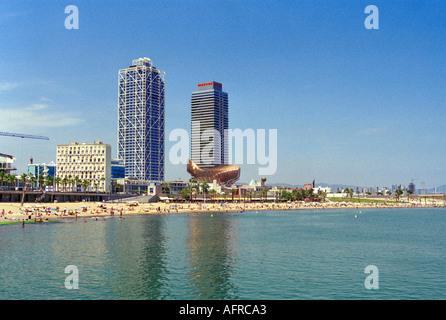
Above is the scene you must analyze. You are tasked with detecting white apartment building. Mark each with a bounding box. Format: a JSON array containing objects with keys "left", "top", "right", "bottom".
[{"left": 56, "top": 141, "right": 111, "bottom": 192}]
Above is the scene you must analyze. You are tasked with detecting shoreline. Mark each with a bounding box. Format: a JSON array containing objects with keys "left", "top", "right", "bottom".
[{"left": 1, "top": 198, "right": 445, "bottom": 223}]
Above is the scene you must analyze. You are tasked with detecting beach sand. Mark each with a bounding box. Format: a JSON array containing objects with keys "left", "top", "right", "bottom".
[{"left": 1, "top": 196, "right": 445, "bottom": 223}]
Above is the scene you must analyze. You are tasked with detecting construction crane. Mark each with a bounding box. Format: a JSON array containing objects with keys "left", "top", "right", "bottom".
[{"left": 0, "top": 132, "right": 49, "bottom": 140}]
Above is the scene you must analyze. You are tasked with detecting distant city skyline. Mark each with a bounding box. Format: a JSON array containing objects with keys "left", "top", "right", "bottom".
[{"left": 0, "top": 1, "right": 444, "bottom": 189}]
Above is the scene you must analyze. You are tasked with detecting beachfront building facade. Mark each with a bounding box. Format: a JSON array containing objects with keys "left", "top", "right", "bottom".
[
  {"left": 56, "top": 141, "right": 111, "bottom": 192},
  {"left": 117, "top": 57, "right": 166, "bottom": 183},
  {"left": 28, "top": 161, "right": 56, "bottom": 179},
  {"left": 0, "top": 153, "right": 16, "bottom": 174},
  {"left": 191, "top": 81, "right": 228, "bottom": 169},
  {"left": 111, "top": 158, "right": 125, "bottom": 179}
]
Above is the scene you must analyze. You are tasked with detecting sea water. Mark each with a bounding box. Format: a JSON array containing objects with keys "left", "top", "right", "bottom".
[{"left": 0, "top": 207, "right": 445, "bottom": 299}]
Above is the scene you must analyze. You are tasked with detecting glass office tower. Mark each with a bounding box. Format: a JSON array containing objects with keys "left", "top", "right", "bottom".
[
  {"left": 118, "top": 58, "right": 165, "bottom": 182},
  {"left": 191, "top": 81, "right": 228, "bottom": 169}
]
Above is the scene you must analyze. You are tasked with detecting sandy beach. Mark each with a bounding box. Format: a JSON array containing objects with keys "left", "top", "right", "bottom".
[{"left": 1, "top": 196, "right": 445, "bottom": 223}]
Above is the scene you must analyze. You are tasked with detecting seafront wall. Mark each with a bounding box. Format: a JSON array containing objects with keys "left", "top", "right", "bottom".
[{"left": 0, "top": 190, "right": 123, "bottom": 203}]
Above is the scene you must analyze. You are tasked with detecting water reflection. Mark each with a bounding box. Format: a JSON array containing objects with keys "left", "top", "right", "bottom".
[
  {"left": 109, "top": 216, "right": 169, "bottom": 299},
  {"left": 187, "top": 214, "right": 239, "bottom": 299}
]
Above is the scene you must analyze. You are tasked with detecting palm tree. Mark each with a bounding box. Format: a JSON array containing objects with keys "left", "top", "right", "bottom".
[
  {"left": 19, "top": 173, "right": 27, "bottom": 188},
  {"left": 308, "top": 188, "right": 314, "bottom": 198},
  {"left": 0, "top": 171, "right": 5, "bottom": 190},
  {"left": 319, "top": 190, "right": 327, "bottom": 202},
  {"left": 19, "top": 173, "right": 28, "bottom": 206},
  {"left": 54, "top": 176, "right": 61, "bottom": 192},
  {"left": 67, "top": 175, "right": 73, "bottom": 191},
  {"left": 45, "top": 175, "right": 54, "bottom": 190},
  {"left": 190, "top": 186, "right": 197, "bottom": 202},
  {"left": 7, "top": 174, "right": 17, "bottom": 190},
  {"left": 201, "top": 182, "right": 209, "bottom": 202},
  {"left": 82, "top": 179, "right": 90, "bottom": 192},
  {"left": 100, "top": 177, "right": 105, "bottom": 192},
  {"left": 27, "top": 173, "right": 36, "bottom": 190},
  {"left": 407, "top": 189, "right": 413, "bottom": 201},
  {"left": 295, "top": 189, "right": 305, "bottom": 201},
  {"left": 61, "top": 177, "right": 68, "bottom": 192},
  {"left": 395, "top": 189, "right": 404, "bottom": 202},
  {"left": 208, "top": 189, "right": 216, "bottom": 202},
  {"left": 38, "top": 174, "right": 45, "bottom": 191},
  {"left": 73, "top": 176, "right": 81, "bottom": 192},
  {"left": 346, "top": 188, "right": 353, "bottom": 199}
]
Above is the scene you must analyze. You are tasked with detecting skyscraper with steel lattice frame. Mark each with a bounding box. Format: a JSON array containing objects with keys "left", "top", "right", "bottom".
[
  {"left": 118, "top": 58, "right": 165, "bottom": 182},
  {"left": 191, "top": 81, "right": 228, "bottom": 169}
]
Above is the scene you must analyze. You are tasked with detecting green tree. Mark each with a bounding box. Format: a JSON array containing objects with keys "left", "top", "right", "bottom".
[
  {"left": 61, "top": 177, "right": 68, "bottom": 192},
  {"left": 73, "top": 176, "right": 81, "bottom": 191},
  {"left": 190, "top": 186, "right": 197, "bottom": 202},
  {"left": 201, "top": 182, "right": 209, "bottom": 202},
  {"left": 7, "top": 174, "right": 16, "bottom": 190},
  {"left": 54, "top": 176, "right": 61, "bottom": 191},
  {"left": 406, "top": 189, "right": 413, "bottom": 201},
  {"left": 209, "top": 189, "right": 217, "bottom": 202},
  {"left": 0, "top": 171, "right": 5, "bottom": 190},
  {"left": 319, "top": 190, "right": 327, "bottom": 202},
  {"left": 19, "top": 173, "right": 28, "bottom": 206},
  {"left": 179, "top": 187, "right": 191, "bottom": 200},
  {"left": 296, "top": 189, "right": 306, "bottom": 201},
  {"left": 67, "top": 175, "right": 72, "bottom": 191},
  {"left": 100, "top": 176, "right": 106, "bottom": 192},
  {"left": 28, "top": 173, "right": 36, "bottom": 189},
  {"left": 281, "top": 190, "right": 292, "bottom": 201},
  {"left": 82, "top": 179, "right": 90, "bottom": 192},
  {"left": 395, "top": 189, "right": 404, "bottom": 202},
  {"left": 38, "top": 174, "right": 45, "bottom": 190},
  {"left": 45, "top": 175, "right": 54, "bottom": 189},
  {"left": 346, "top": 188, "right": 353, "bottom": 199},
  {"left": 162, "top": 182, "right": 171, "bottom": 194}
]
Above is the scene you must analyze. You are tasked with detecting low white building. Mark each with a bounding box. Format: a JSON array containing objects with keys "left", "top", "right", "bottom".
[
  {"left": 0, "top": 153, "right": 16, "bottom": 174},
  {"left": 314, "top": 186, "right": 332, "bottom": 194}
]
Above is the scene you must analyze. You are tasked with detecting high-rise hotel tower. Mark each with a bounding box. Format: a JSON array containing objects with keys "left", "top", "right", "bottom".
[
  {"left": 118, "top": 58, "right": 165, "bottom": 182},
  {"left": 191, "top": 81, "right": 228, "bottom": 169}
]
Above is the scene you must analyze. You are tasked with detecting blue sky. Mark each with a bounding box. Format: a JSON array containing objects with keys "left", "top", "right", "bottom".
[{"left": 0, "top": 0, "right": 445, "bottom": 188}]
